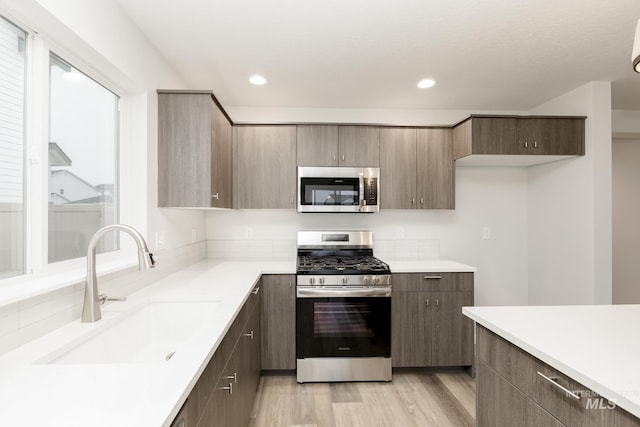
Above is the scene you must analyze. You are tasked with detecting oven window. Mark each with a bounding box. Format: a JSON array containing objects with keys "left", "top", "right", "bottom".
[
  {"left": 300, "top": 177, "right": 359, "bottom": 206},
  {"left": 313, "top": 302, "right": 373, "bottom": 337}
]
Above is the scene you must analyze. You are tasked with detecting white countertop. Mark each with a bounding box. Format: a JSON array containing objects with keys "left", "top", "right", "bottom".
[
  {"left": 387, "top": 259, "right": 476, "bottom": 273},
  {"left": 0, "top": 258, "right": 473, "bottom": 426},
  {"left": 0, "top": 260, "right": 294, "bottom": 427},
  {"left": 464, "top": 305, "right": 640, "bottom": 419}
]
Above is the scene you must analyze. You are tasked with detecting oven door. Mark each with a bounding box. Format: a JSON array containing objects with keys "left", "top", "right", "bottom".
[{"left": 296, "top": 287, "right": 391, "bottom": 358}]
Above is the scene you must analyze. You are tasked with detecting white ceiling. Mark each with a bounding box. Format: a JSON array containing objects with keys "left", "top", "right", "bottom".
[{"left": 115, "top": 0, "right": 640, "bottom": 112}]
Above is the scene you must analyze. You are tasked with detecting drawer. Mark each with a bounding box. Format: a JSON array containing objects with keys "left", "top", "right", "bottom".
[
  {"left": 392, "top": 272, "right": 473, "bottom": 292},
  {"left": 477, "top": 326, "right": 640, "bottom": 427}
]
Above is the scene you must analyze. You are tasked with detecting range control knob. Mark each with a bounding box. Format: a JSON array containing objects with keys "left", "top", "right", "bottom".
[
  {"left": 319, "top": 277, "right": 325, "bottom": 285},
  {"left": 309, "top": 277, "right": 316, "bottom": 285},
  {"left": 364, "top": 276, "right": 371, "bottom": 285},
  {"left": 373, "top": 276, "right": 381, "bottom": 285},
  {"left": 342, "top": 276, "right": 349, "bottom": 284}
]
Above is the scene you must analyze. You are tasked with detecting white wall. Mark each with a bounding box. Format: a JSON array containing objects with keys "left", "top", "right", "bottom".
[
  {"left": 527, "top": 82, "right": 612, "bottom": 305},
  {"left": 612, "top": 137, "right": 640, "bottom": 303}
]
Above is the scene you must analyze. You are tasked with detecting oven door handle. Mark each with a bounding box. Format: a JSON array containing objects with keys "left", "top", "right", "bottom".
[{"left": 297, "top": 287, "right": 391, "bottom": 298}]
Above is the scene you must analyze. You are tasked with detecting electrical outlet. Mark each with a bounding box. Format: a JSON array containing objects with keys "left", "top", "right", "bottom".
[
  {"left": 482, "top": 226, "right": 491, "bottom": 240},
  {"left": 155, "top": 231, "right": 166, "bottom": 250}
]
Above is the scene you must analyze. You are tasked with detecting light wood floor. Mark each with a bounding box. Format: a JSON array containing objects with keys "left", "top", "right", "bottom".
[{"left": 249, "top": 371, "right": 475, "bottom": 427}]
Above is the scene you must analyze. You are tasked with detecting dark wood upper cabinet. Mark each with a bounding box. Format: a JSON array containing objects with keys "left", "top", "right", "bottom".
[
  {"left": 236, "top": 125, "right": 297, "bottom": 209},
  {"left": 380, "top": 127, "right": 454, "bottom": 210},
  {"left": 454, "top": 115, "right": 586, "bottom": 162},
  {"left": 297, "top": 125, "right": 380, "bottom": 167},
  {"left": 157, "top": 91, "right": 232, "bottom": 208}
]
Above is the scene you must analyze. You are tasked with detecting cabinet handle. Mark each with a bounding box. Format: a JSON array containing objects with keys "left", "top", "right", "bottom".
[
  {"left": 242, "top": 330, "right": 255, "bottom": 340},
  {"left": 423, "top": 276, "right": 442, "bottom": 280},
  {"left": 537, "top": 371, "right": 580, "bottom": 400},
  {"left": 219, "top": 383, "right": 233, "bottom": 395},
  {"left": 333, "top": 154, "right": 336, "bottom": 161},
  {"left": 252, "top": 287, "right": 260, "bottom": 295},
  {"left": 211, "top": 193, "right": 219, "bottom": 199},
  {"left": 435, "top": 299, "right": 440, "bottom": 307},
  {"left": 224, "top": 373, "right": 238, "bottom": 383},
  {"left": 425, "top": 299, "right": 430, "bottom": 306},
  {"left": 289, "top": 280, "right": 292, "bottom": 288},
  {"left": 524, "top": 141, "right": 529, "bottom": 149},
  {"left": 412, "top": 197, "right": 416, "bottom": 205},
  {"left": 341, "top": 155, "right": 345, "bottom": 162},
  {"left": 420, "top": 198, "right": 424, "bottom": 205},
  {"left": 534, "top": 141, "right": 538, "bottom": 149}
]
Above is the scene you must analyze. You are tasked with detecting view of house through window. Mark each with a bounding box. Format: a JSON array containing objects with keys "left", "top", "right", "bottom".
[
  {"left": 48, "top": 53, "right": 119, "bottom": 263},
  {"left": 0, "top": 16, "right": 26, "bottom": 279}
]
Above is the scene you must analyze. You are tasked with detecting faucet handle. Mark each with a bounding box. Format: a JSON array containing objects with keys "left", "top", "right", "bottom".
[{"left": 98, "top": 294, "right": 127, "bottom": 305}]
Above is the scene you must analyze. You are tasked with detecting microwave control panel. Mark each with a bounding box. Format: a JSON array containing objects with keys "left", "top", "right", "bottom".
[{"left": 363, "top": 178, "right": 378, "bottom": 206}]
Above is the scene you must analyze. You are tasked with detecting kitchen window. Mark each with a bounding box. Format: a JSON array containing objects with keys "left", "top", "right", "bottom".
[
  {"left": 0, "top": 15, "right": 26, "bottom": 280},
  {"left": 0, "top": 10, "right": 125, "bottom": 286},
  {"left": 48, "top": 53, "right": 120, "bottom": 263}
]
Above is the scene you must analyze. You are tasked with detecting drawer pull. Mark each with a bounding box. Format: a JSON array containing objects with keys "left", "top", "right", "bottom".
[
  {"left": 224, "top": 373, "right": 237, "bottom": 383},
  {"left": 423, "top": 276, "right": 442, "bottom": 280},
  {"left": 537, "top": 371, "right": 580, "bottom": 400},
  {"left": 220, "top": 383, "right": 233, "bottom": 395},
  {"left": 252, "top": 287, "right": 260, "bottom": 295},
  {"left": 242, "top": 330, "right": 254, "bottom": 339}
]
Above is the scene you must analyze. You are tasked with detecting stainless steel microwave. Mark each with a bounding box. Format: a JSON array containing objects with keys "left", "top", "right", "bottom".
[{"left": 297, "top": 166, "right": 380, "bottom": 213}]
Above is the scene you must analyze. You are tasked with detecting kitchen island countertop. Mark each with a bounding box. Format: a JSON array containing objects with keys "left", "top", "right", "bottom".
[{"left": 464, "top": 304, "right": 640, "bottom": 419}]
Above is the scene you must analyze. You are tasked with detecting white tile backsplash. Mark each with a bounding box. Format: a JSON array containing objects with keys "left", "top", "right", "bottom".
[
  {"left": 206, "top": 237, "right": 439, "bottom": 261},
  {"left": 0, "top": 241, "right": 206, "bottom": 356}
]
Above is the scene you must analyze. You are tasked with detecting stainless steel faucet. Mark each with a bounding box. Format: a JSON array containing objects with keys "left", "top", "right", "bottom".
[{"left": 81, "top": 224, "right": 155, "bottom": 323}]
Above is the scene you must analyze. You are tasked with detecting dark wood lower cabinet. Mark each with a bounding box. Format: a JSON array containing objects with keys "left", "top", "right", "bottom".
[
  {"left": 391, "top": 272, "right": 474, "bottom": 368},
  {"left": 260, "top": 274, "right": 295, "bottom": 370},
  {"left": 173, "top": 283, "right": 261, "bottom": 427},
  {"left": 476, "top": 325, "right": 640, "bottom": 427}
]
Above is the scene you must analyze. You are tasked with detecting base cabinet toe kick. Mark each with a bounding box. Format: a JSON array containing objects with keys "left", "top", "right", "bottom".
[{"left": 475, "top": 325, "right": 640, "bottom": 427}]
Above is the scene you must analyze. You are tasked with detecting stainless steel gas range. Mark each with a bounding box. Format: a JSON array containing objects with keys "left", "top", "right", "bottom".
[{"left": 295, "top": 230, "right": 392, "bottom": 383}]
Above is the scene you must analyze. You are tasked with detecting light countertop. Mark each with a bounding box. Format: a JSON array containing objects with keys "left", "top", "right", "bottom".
[
  {"left": 463, "top": 305, "right": 640, "bottom": 419},
  {"left": 387, "top": 259, "right": 476, "bottom": 273},
  {"left": 0, "top": 258, "right": 474, "bottom": 426}
]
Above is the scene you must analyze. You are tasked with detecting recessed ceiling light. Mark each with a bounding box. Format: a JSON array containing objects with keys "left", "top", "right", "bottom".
[
  {"left": 417, "top": 79, "right": 436, "bottom": 89},
  {"left": 249, "top": 75, "right": 267, "bottom": 85}
]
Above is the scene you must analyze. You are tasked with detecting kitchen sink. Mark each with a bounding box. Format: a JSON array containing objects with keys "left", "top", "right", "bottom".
[{"left": 41, "top": 299, "right": 223, "bottom": 364}]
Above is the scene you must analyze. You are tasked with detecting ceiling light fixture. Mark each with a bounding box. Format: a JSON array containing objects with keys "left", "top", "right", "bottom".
[
  {"left": 249, "top": 75, "right": 267, "bottom": 85},
  {"left": 417, "top": 78, "right": 436, "bottom": 89},
  {"left": 633, "top": 18, "right": 640, "bottom": 72}
]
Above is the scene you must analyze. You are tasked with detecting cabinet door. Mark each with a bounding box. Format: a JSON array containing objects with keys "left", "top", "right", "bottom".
[
  {"left": 541, "top": 118, "right": 585, "bottom": 155},
  {"left": 296, "top": 125, "right": 338, "bottom": 166},
  {"left": 472, "top": 117, "right": 520, "bottom": 155},
  {"left": 158, "top": 93, "right": 213, "bottom": 207},
  {"left": 260, "top": 275, "right": 296, "bottom": 370},
  {"left": 416, "top": 128, "right": 454, "bottom": 209},
  {"left": 391, "top": 291, "right": 431, "bottom": 367},
  {"left": 431, "top": 291, "right": 474, "bottom": 366},
  {"left": 380, "top": 128, "right": 417, "bottom": 209},
  {"left": 211, "top": 104, "right": 233, "bottom": 208},
  {"left": 237, "top": 126, "right": 296, "bottom": 209},
  {"left": 338, "top": 126, "right": 380, "bottom": 166}
]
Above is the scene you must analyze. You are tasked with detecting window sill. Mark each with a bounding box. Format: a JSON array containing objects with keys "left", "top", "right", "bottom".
[{"left": 0, "top": 258, "right": 138, "bottom": 308}]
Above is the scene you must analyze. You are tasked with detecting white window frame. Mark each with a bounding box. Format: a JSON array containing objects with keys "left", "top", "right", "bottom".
[{"left": 0, "top": 10, "right": 143, "bottom": 294}]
